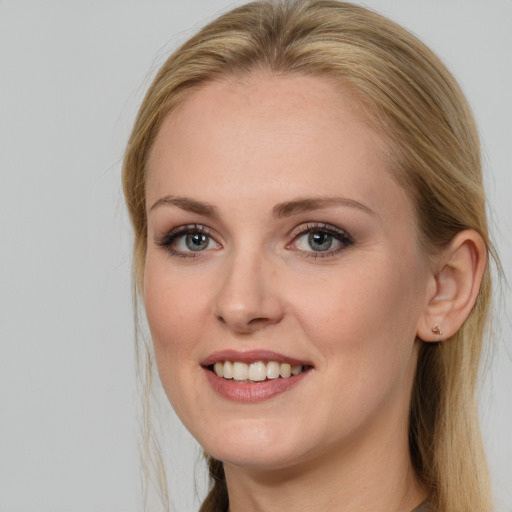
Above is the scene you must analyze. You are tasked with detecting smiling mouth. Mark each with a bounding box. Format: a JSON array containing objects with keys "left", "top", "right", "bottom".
[{"left": 208, "top": 361, "right": 311, "bottom": 382}]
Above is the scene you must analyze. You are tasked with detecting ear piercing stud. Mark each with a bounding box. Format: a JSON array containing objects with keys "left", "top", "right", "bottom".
[{"left": 432, "top": 324, "right": 443, "bottom": 336}]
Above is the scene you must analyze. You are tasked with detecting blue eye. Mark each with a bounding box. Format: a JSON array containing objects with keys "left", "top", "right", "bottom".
[
  {"left": 182, "top": 233, "right": 211, "bottom": 251},
  {"left": 307, "top": 231, "right": 334, "bottom": 251},
  {"left": 291, "top": 223, "right": 353, "bottom": 256},
  {"left": 156, "top": 225, "right": 219, "bottom": 256}
]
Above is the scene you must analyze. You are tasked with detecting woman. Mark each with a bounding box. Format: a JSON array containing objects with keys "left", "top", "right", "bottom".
[{"left": 122, "top": 1, "right": 496, "bottom": 511}]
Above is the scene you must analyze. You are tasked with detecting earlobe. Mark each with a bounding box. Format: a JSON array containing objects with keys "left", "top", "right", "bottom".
[{"left": 417, "top": 230, "right": 487, "bottom": 342}]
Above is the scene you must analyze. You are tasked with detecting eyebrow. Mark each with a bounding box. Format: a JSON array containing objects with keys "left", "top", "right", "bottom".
[
  {"left": 150, "top": 195, "right": 376, "bottom": 218},
  {"left": 149, "top": 195, "right": 217, "bottom": 216},
  {"left": 272, "top": 197, "right": 376, "bottom": 218}
]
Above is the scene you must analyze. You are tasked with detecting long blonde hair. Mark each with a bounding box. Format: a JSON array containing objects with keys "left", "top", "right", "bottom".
[{"left": 122, "top": 1, "right": 495, "bottom": 511}]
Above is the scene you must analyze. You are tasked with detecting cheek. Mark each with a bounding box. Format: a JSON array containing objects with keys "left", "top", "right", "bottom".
[
  {"left": 294, "top": 263, "right": 423, "bottom": 425},
  {"left": 287, "top": 258, "right": 424, "bottom": 374},
  {"left": 143, "top": 258, "right": 213, "bottom": 422},
  {"left": 143, "top": 258, "right": 206, "bottom": 366}
]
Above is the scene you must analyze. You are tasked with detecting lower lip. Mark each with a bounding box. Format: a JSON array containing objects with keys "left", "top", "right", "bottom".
[{"left": 203, "top": 368, "right": 311, "bottom": 403}]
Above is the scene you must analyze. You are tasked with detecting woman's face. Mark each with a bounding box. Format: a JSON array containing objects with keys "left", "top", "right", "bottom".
[{"left": 144, "top": 74, "right": 433, "bottom": 471}]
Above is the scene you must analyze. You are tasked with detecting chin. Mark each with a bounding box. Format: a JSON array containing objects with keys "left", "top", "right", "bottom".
[
  {"left": 197, "top": 419, "right": 317, "bottom": 471},
  {"left": 212, "top": 446, "right": 307, "bottom": 471}
]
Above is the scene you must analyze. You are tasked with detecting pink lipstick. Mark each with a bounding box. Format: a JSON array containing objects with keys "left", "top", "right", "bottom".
[{"left": 202, "top": 350, "right": 313, "bottom": 403}]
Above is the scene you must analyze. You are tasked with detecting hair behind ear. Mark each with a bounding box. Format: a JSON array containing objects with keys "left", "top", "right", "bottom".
[{"left": 410, "top": 254, "right": 493, "bottom": 512}]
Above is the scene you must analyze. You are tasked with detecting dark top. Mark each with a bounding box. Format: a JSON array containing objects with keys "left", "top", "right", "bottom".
[
  {"left": 412, "top": 500, "right": 434, "bottom": 512},
  {"left": 221, "top": 500, "right": 433, "bottom": 511}
]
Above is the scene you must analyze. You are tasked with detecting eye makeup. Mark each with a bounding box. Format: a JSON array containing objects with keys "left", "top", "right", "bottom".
[
  {"left": 287, "top": 222, "right": 354, "bottom": 259},
  {"left": 154, "top": 223, "right": 221, "bottom": 258},
  {"left": 154, "top": 220, "right": 354, "bottom": 260}
]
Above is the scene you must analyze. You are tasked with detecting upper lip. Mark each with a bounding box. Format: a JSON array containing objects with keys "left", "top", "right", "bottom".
[{"left": 201, "top": 349, "right": 313, "bottom": 368}]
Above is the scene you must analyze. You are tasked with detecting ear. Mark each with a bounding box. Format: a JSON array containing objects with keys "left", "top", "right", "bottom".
[{"left": 417, "top": 230, "right": 487, "bottom": 342}]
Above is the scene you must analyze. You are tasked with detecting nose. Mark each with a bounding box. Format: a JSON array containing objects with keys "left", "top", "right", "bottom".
[{"left": 213, "top": 249, "right": 285, "bottom": 334}]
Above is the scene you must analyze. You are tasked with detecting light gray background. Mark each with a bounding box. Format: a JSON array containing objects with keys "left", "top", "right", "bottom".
[{"left": 0, "top": 1, "right": 510, "bottom": 511}]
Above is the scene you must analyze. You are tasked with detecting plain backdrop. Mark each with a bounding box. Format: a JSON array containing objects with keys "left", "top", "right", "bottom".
[{"left": 0, "top": 1, "right": 510, "bottom": 511}]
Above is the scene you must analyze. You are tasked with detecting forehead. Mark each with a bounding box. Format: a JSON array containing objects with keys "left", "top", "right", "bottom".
[
  {"left": 149, "top": 72, "right": 384, "bottom": 163},
  {"left": 145, "top": 72, "right": 408, "bottom": 223}
]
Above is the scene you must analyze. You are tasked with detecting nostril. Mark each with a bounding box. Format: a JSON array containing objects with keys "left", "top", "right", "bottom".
[
  {"left": 215, "top": 310, "right": 281, "bottom": 334},
  {"left": 216, "top": 314, "right": 227, "bottom": 324},
  {"left": 248, "top": 317, "right": 270, "bottom": 325}
]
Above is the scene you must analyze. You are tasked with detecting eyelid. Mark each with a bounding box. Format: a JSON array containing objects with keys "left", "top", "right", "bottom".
[
  {"left": 286, "top": 222, "right": 354, "bottom": 257},
  {"left": 154, "top": 223, "right": 221, "bottom": 257},
  {"left": 154, "top": 223, "right": 210, "bottom": 245},
  {"left": 154, "top": 221, "right": 353, "bottom": 259},
  {"left": 288, "top": 222, "right": 351, "bottom": 240}
]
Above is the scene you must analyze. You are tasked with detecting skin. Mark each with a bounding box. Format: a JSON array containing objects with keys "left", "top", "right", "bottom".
[{"left": 144, "top": 73, "right": 433, "bottom": 511}]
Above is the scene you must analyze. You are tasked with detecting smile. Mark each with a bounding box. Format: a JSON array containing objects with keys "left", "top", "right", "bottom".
[
  {"left": 202, "top": 350, "right": 313, "bottom": 402},
  {"left": 212, "top": 360, "right": 305, "bottom": 382}
]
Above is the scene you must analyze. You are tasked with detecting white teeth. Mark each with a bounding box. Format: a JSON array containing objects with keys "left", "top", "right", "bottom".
[
  {"left": 233, "top": 362, "right": 249, "bottom": 381},
  {"left": 266, "top": 361, "right": 280, "bottom": 379},
  {"left": 212, "top": 360, "right": 305, "bottom": 381},
  {"left": 279, "top": 363, "right": 291, "bottom": 378},
  {"left": 248, "top": 361, "right": 267, "bottom": 381},
  {"left": 223, "top": 361, "right": 234, "bottom": 379},
  {"left": 214, "top": 362, "right": 224, "bottom": 378}
]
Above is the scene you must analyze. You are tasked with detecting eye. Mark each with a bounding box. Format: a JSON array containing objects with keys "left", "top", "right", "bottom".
[
  {"left": 303, "top": 231, "right": 335, "bottom": 251},
  {"left": 178, "top": 232, "right": 212, "bottom": 252},
  {"left": 155, "top": 224, "right": 220, "bottom": 257},
  {"left": 289, "top": 223, "right": 353, "bottom": 257}
]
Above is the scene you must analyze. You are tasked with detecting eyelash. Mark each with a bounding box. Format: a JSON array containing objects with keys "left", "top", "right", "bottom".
[
  {"left": 155, "top": 224, "right": 218, "bottom": 258},
  {"left": 288, "top": 222, "right": 354, "bottom": 259},
  {"left": 155, "top": 222, "right": 354, "bottom": 259}
]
